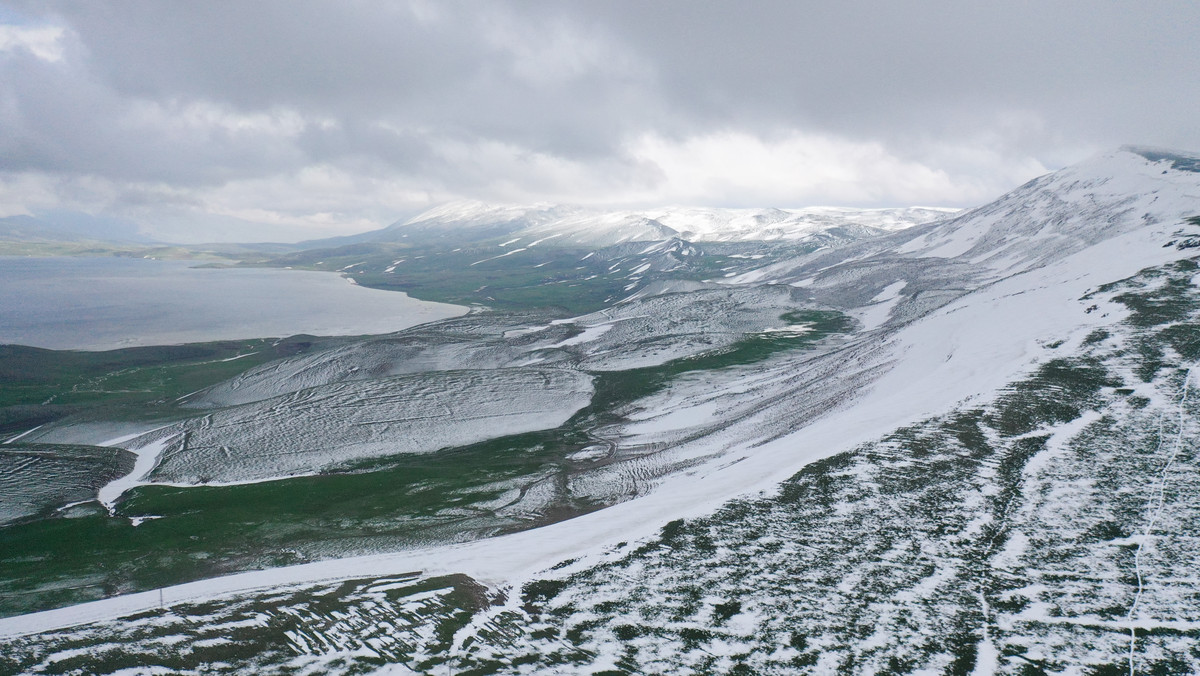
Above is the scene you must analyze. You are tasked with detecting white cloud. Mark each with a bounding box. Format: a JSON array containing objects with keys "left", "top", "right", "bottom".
[
  {"left": 0, "top": 171, "right": 119, "bottom": 217},
  {"left": 123, "top": 100, "right": 315, "bottom": 137},
  {"left": 382, "top": 129, "right": 1053, "bottom": 212},
  {"left": 482, "top": 12, "right": 643, "bottom": 87},
  {"left": 620, "top": 130, "right": 1050, "bottom": 208},
  {"left": 0, "top": 125, "right": 1058, "bottom": 243},
  {"left": 0, "top": 24, "right": 67, "bottom": 62},
  {"left": 193, "top": 165, "right": 436, "bottom": 236}
]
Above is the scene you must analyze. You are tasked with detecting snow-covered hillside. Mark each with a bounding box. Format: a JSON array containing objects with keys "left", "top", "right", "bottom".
[
  {"left": 3, "top": 147, "right": 1200, "bottom": 674},
  {"left": 736, "top": 146, "right": 1200, "bottom": 288},
  {"left": 353, "top": 199, "right": 956, "bottom": 248},
  {"left": 643, "top": 205, "right": 955, "bottom": 241}
]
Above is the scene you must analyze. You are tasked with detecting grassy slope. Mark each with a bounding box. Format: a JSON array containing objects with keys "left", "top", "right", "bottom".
[
  {"left": 0, "top": 311, "right": 851, "bottom": 617},
  {"left": 264, "top": 241, "right": 810, "bottom": 315},
  {"left": 0, "top": 338, "right": 327, "bottom": 439}
]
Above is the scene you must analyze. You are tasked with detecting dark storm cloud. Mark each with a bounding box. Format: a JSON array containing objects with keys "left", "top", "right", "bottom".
[{"left": 0, "top": 0, "right": 1198, "bottom": 240}]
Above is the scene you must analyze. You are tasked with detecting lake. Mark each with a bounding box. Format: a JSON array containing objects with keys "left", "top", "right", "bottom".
[{"left": 0, "top": 257, "right": 466, "bottom": 350}]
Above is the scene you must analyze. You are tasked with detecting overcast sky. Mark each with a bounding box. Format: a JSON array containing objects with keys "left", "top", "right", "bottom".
[{"left": 1, "top": 1, "right": 1198, "bottom": 242}]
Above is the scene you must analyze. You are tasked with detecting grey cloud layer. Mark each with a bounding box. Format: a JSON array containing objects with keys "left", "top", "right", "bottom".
[{"left": 1, "top": 1, "right": 1198, "bottom": 239}]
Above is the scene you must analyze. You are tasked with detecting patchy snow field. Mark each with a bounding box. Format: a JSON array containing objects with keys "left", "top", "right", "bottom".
[
  {"left": 2, "top": 148, "right": 1200, "bottom": 674},
  {"left": 145, "top": 368, "right": 594, "bottom": 485}
]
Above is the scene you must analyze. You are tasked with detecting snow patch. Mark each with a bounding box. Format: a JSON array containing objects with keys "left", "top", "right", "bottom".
[
  {"left": 551, "top": 323, "right": 615, "bottom": 348},
  {"left": 97, "top": 434, "right": 177, "bottom": 514}
]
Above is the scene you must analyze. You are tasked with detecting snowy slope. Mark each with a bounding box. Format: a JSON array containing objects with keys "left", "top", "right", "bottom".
[
  {"left": 895, "top": 146, "right": 1200, "bottom": 272},
  {"left": 3, "top": 147, "right": 1200, "bottom": 673},
  {"left": 727, "top": 147, "right": 1200, "bottom": 332},
  {"left": 740, "top": 147, "right": 1200, "bottom": 285}
]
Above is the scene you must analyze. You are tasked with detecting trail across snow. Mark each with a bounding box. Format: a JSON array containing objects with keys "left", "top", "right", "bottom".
[{"left": 1127, "top": 366, "right": 1195, "bottom": 676}]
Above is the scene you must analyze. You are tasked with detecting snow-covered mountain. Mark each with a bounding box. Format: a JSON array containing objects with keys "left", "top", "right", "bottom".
[
  {"left": 341, "top": 199, "right": 956, "bottom": 248},
  {"left": 4, "top": 147, "right": 1200, "bottom": 674},
  {"left": 284, "top": 199, "right": 956, "bottom": 313},
  {"left": 734, "top": 146, "right": 1200, "bottom": 290},
  {"left": 643, "top": 204, "right": 956, "bottom": 241}
]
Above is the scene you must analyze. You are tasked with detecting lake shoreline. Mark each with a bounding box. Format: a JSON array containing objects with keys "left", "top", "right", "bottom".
[{"left": 0, "top": 255, "right": 468, "bottom": 351}]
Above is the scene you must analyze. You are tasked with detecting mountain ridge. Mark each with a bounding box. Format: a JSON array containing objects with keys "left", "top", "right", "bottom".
[{"left": 302, "top": 200, "right": 958, "bottom": 250}]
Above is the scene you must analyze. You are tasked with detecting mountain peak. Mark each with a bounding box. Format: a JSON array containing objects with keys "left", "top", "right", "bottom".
[
  {"left": 403, "top": 200, "right": 574, "bottom": 227},
  {"left": 1119, "top": 145, "right": 1200, "bottom": 173}
]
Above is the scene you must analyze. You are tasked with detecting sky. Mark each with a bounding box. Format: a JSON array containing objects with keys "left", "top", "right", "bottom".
[{"left": 1, "top": 1, "right": 1198, "bottom": 243}]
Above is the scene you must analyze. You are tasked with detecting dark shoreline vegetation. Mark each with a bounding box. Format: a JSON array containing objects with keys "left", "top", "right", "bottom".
[
  {"left": 0, "top": 301, "right": 852, "bottom": 617},
  {"left": 260, "top": 238, "right": 824, "bottom": 315}
]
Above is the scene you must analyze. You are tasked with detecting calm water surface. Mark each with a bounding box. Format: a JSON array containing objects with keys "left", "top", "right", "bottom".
[{"left": 0, "top": 257, "right": 466, "bottom": 350}]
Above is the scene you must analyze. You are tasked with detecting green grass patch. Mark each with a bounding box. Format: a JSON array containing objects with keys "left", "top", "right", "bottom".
[
  {"left": 268, "top": 244, "right": 654, "bottom": 314},
  {"left": 262, "top": 239, "right": 820, "bottom": 314},
  {"left": 1113, "top": 278, "right": 1200, "bottom": 327},
  {"left": 0, "top": 430, "right": 577, "bottom": 617},
  {"left": 988, "top": 358, "right": 1119, "bottom": 436},
  {"left": 0, "top": 337, "right": 325, "bottom": 437},
  {"left": 584, "top": 310, "right": 852, "bottom": 416}
]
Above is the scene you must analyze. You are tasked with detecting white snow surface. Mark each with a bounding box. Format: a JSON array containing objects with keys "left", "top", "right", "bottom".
[
  {"left": 643, "top": 205, "right": 957, "bottom": 241},
  {"left": 856, "top": 280, "right": 907, "bottom": 331},
  {"left": 96, "top": 431, "right": 175, "bottom": 513},
  {"left": 148, "top": 368, "right": 595, "bottom": 485},
  {"left": 549, "top": 322, "right": 615, "bottom": 347},
  {"left": 3, "top": 146, "right": 1198, "bottom": 638}
]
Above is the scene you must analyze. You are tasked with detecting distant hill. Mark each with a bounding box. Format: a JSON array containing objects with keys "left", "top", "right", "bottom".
[
  {"left": 300, "top": 201, "right": 957, "bottom": 250},
  {"left": 0, "top": 212, "right": 151, "bottom": 244}
]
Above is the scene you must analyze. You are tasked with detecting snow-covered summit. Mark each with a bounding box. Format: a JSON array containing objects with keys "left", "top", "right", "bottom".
[
  {"left": 386, "top": 200, "right": 955, "bottom": 247},
  {"left": 895, "top": 146, "right": 1200, "bottom": 271},
  {"left": 400, "top": 200, "right": 569, "bottom": 229},
  {"left": 347, "top": 201, "right": 677, "bottom": 247},
  {"left": 642, "top": 205, "right": 956, "bottom": 241},
  {"left": 740, "top": 146, "right": 1200, "bottom": 289}
]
